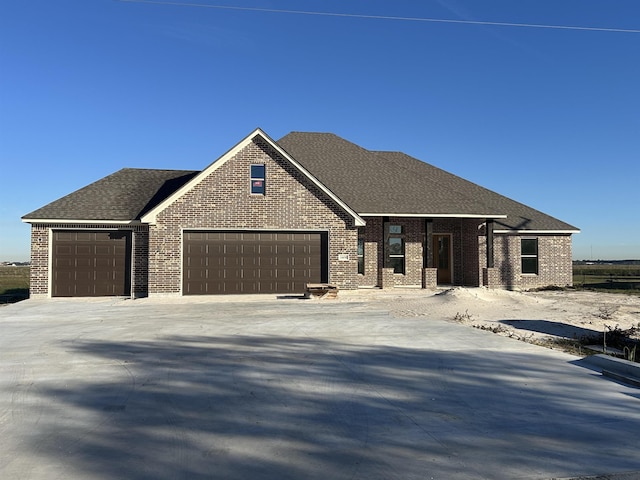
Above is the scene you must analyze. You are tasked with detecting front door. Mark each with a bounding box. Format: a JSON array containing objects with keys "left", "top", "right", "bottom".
[{"left": 433, "top": 234, "right": 452, "bottom": 284}]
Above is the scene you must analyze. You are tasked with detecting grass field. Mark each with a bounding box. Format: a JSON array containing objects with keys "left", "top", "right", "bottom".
[
  {"left": 573, "top": 264, "right": 640, "bottom": 294},
  {"left": 0, "top": 266, "right": 30, "bottom": 302}
]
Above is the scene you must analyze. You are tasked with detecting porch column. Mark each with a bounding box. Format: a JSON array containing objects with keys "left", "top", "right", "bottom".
[
  {"left": 424, "top": 218, "right": 433, "bottom": 268},
  {"left": 486, "top": 219, "right": 494, "bottom": 268},
  {"left": 380, "top": 217, "right": 393, "bottom": 288},
  {"left": 422, "top": 218, "right": 437, "bottom": 288}
]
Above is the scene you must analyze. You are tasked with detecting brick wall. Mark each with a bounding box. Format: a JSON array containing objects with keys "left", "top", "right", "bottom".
[
  {"left": 132, "top": 229, "right": 149, "bottom": 297},
  {"left": 148, "top": 136, "right": 359, "bottom": 295},
  {"left": 29, "top": 224, "right": 49, "bottom": 298},
  {"left": 480, "top": 233, "right": 573, "bottom": 289}
]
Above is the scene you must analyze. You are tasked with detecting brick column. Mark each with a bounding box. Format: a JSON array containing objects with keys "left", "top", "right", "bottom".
[
  {"left": 422, "top": 268, "right": 437, "bottom": 288},
  {"left": 381, "top": 267, "right": 395, "bottom": 289},
  {"left": 29, "top": 225, "right": 49, "bottom": 298}
]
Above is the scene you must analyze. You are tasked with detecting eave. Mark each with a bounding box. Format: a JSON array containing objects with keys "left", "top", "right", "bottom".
[
  {"left": 358, "top": 213, "right": 508, "bottom": 219},
  {"left": 494, "top": 229, "right": 581, "bottom": 234},
  {"left": 21, "top": 218, "right": 141, "bottom": 225}
]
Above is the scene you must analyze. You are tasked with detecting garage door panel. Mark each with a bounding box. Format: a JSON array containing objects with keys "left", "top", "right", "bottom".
[
  {"left": 55, "top": 231, "right": 74, "bottom": 242},
  {"left": 75, "top": 245, "right": 93, "bottom": 256},
  {"left": 54, "top": 271, "right": 74, "bottom": 283},
  {"left": 95, "top": 258, "right": 115, "bottom": 268},
  {"left": 74, "top": 283, "right": 94, "bottom": 296},
  {"left": 183, "top": 231, "right": 328, "bottom": 295},
  {"left": 75, "top": 257, "right": 94, "bottom": 268},
  {"left": 52, "top": 230, "right": 131, "bottom": 297},
  {"left": 55, "top": 257, "right": 74, "bottom": 269},
  {"left": 186, "top": 269, "right": 208, "bottom": 281},
  {"left": 186, "top": 256, "right": 208, "bottom": 268},
  {"left": 55, "top": 245, "right": 73, "bottom": 256},
  {"left": 95, "top": 245, "right": 114, "bottom": 255},
  {"left": 75, "top": 232, "right": 93, "bottom": 241}
]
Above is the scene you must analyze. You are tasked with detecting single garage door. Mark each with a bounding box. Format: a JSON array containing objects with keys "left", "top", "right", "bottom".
[
  {"left": 183, "top": 231, "right": 328, "bottom": 295},
  {"left": 52, "top": 230, "right": 132, "bottom": 297}
]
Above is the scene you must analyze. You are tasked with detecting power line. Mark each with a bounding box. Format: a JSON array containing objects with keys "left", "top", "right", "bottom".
[{"left": 117, "top": 0, "right": 640, "bottom": 34}]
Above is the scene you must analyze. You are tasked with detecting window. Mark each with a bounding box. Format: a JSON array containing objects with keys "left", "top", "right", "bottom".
[
  {"left": 250, "top": 164, "right": 265, "bottom": 194},
  {"left": 385, "top": 224, "right": 405, "bottom": 274},
  {"left": 521, "top": 238, "right": 538, "bottom": 274},
  {"left": 357, "top": 236, "right": 364, "bottom": 275}
]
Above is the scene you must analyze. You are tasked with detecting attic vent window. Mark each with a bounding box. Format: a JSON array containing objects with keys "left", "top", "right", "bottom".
[{"left": 250, "top": 164, "right": 265, "bottom": 195}]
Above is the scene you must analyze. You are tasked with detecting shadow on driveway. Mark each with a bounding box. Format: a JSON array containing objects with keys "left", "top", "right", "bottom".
[{"left": 21, "top": 333, "right": 640, "bottom": 480}]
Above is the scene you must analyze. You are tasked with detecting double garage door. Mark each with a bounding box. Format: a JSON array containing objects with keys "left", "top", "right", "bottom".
[
  {"left": 52, "top": 230, "right": 131, "bottom": 297},
  {"left": 183, "top": 231, "right": 328, "bottom": 295}
]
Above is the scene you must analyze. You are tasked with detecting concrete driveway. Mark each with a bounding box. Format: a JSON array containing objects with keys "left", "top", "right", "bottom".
[{"left": 1, "top": 295, "right": 640, "bottom": 480}]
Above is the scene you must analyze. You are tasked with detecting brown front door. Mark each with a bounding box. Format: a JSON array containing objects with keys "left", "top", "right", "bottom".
[
  {"left": 183, "top": 231, "right": 328, "bottom": 295},
  {"left": 433, "top": 234, "right": 452, "bottom": 284},
  {"left": 52, "top": 230, "right": 132, "bottom": 297}
]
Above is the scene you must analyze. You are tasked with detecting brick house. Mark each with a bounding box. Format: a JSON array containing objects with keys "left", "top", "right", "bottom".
[{"left": 22, "top": 128, "right": 579, "bottom": 298}]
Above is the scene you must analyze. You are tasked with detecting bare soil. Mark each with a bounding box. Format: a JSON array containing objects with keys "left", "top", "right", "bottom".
[{"left": 342, "top": 287, "right": 640, "bottom": 354}]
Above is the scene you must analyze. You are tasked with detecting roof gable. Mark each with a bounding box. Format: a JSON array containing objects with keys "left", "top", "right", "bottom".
[{"left": 140, "top": 128, "right": 365, "bottom": 226}]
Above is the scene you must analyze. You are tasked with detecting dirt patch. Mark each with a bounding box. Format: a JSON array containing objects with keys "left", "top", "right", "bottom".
[{"left": 342, "top": 287, "right": 640, "bottom": 356}]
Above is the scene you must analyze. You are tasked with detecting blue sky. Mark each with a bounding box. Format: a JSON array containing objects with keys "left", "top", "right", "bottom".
[{"left": 1, "top": 0, "right": 639, "bottom": 261}]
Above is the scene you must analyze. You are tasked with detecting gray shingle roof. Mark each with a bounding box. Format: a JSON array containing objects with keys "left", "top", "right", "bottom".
[
  {"left": 23, "top": 168, "right": 198, "bottom": 221},
  {"left": 277, "top": 132, "right": 578, "bottom": 231},
  {"left": 23, "top": 132, "right": 578, "bottom": 232}
]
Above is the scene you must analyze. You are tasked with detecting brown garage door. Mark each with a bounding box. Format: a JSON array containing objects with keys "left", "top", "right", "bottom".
[
  {"left": 52, "top": 230, "right": 132, "bottom": 297},
  {"left": 183, "top": 231, "right": 328, "bottom": 295}
]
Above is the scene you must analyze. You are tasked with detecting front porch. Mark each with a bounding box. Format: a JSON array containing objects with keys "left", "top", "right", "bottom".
[{"left": 356, "top": 216, "right": 500, "bottom": 289}]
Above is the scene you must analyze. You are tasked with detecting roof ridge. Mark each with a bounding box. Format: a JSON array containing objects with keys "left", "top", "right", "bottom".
[{"left": 120, "top": 167, "right": 199, "bottom": 173}]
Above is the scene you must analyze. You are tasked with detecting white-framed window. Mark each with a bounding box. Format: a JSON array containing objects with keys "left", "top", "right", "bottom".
[
  {"left": 521, "top": 238, "right": 538, "bottom": 274},
  {"left": 250, "top": 164, "right": 265, "bottom": 195}
]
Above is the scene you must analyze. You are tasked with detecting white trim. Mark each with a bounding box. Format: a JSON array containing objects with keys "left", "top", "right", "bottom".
[
  {"left": 359, "top": 213, "right": 507, "bottom": 219},
  {"left": 182, "top": 227, "right": 331, "bottom": 233},
  {"left": 22, "top": 219, "right": 140, "bottom": 225},
  {"left": 140, "top": 128, "right": 366, "bottom": 227},
  {"left": 180, "top": 228, "right": 184, "bottom": 296},
  {"left": 494, "top": 229, "right": 580, "bottom": 234},
  {"left": 47, "top": 227, "right": 53, "bottom": 298}
]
